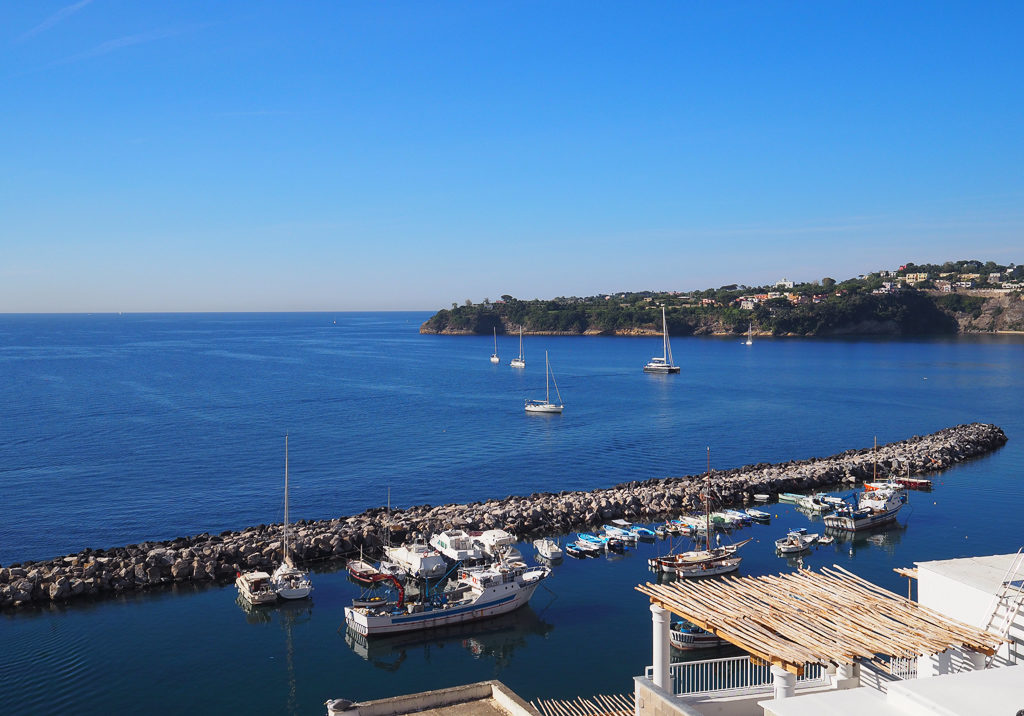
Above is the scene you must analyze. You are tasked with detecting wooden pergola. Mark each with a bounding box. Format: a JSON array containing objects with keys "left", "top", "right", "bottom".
[{"left": 637, "top": 565, "right": 1004, "bottom": 676}]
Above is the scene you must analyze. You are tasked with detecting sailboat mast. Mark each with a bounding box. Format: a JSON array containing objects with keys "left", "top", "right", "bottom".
[
  {"left": 284, "top": 434, "right": 290, "bottom": 563},
  {"left": 705, "top": 447, "right": 711, "bottom": 552},
  {"left": 662, "top": 306, "right": 668, "bottom": 361},
  {"left": 545, "top": 351, "right": 550, "bottom": 403}
]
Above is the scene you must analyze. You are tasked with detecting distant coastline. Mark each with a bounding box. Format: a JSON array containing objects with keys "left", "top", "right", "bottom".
[{"left": 421, "top": 265, "right": 1024, "bottom": 337}]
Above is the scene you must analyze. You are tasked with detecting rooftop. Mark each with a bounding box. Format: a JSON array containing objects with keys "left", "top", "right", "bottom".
[
  {"left": 915, "top": 552, "right": 1023, "bottom": 593},
  {"left": 762, "top": 663, "right": 1024, "bottom": 716}
]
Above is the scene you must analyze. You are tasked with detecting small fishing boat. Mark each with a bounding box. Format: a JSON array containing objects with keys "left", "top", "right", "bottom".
[
  {"left": 573, "top": 539, "right": 603, "bottom": 555},
  {"left": 777, "top": 493, "right": 804, "bottom": 505},
  {"left": 753, "top": 493, "right": 770, "bottom": 502},
  {"left": 348, "top": 558, "right": 383, "bottom": 585},
  {"left": 533, "top": 538, "right": 563, "bottom": 561},
  {"left": 564, "top": 542, "right": 587, "bottom": 559},
  {"left": 471, "top": 529, "right": 523, "bottom": 562},
  {"left": 602, "top": 524, "right": 637, "bottom": 542},
  {"left": 816, "top": 535, "right": 834, "bottom": 545},
  {"left": 745, "top": 508, "right": 771, "bottom": 522},
  {"left": 798, "top": 494, "right": 834, "bottom": 514},
  {"left": 775, "top": 528, "right": 818, "bottom": 554},
  {"left": 671, "top": 620, "right": 727, "bottom": 650},
  {"left": 675, "top": 556, "right": 741, "bottom": 578},
  {"left": 609, "top": 518, "right": 656, "bottom": 541}
]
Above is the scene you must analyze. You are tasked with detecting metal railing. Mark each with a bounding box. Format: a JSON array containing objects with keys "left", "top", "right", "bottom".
[{"left": 644, "top": 655, "right": 828, "bottom": 697}]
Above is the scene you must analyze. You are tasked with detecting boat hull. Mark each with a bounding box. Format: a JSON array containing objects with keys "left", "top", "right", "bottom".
[
  {"left": 643, "top": 365, "right": 680, "bottom": 374},
  {"left": 344, "top": 581, "right": 542, "bottom": 636},
  {"left": 823, "top": 503, "right": 902, "bottom": 531},
  {"left": 525, "top": 403, "right": 563, "bottom": 413}
]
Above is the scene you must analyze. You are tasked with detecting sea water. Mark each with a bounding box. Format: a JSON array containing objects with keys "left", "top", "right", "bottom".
[{"left": 0, "top": 313, "right": 1022, "bottom": 714}]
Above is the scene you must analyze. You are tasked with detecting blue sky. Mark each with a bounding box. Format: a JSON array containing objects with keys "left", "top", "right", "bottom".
[{"left": 2, "top": 2, "right": 1022, "bottom": 311}]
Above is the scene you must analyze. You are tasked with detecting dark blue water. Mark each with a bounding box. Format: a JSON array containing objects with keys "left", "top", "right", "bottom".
[{"left": 1, "top": 313, "right": 1022, "bottom": 714}]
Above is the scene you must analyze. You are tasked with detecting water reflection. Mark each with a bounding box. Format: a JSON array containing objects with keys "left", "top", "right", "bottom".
[
  {"left": 342, "top": 606, "right": 554, "bottom": 671},
  {"left": 235, "top": 598, "right": 313, "bottom": 715}
]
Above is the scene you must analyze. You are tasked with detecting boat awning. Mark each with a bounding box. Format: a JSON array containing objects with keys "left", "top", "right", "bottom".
[{"left": 636, "top": 565, "right": 1004, "bottom": 675}]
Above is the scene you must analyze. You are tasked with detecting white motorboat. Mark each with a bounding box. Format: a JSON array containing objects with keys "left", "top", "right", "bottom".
[
  {"left": 533, "top": 538, "right": 563, "bottom": 561},
  {"left": 525, "top": 351, "right": 564, "bottom": 413},
  {"left": 383, "top": 542, "right": 448, "bottom": 579},
  {"left": 472, "top": 529, "right": 522, "bottom": 561},
  {"left": 490, "top": 327, "right": 500, "bottom": 364},
  {"left": 235, "top": 570, "right": 277, "bottom": 605},
  {"left": 745, "top": 508, "right": 771, "bottom": 522},
  {"left": 775, "top": 528, "right": 818, "bottom": 554},
  {"left": 430, "top": 529, "right": 486, "bottom": 564},
  {"left": 610, "top": 519, "right": 656, "bottom": 541},
  {"left": 271, "top": 436, "right": 312, "bottom": 599},
  {"left": 643, "top": 306, "right": 680, "bottom": 373},
  {"left": 344, "top": 562, "right": 550, "bottom": 636},
  {"left": 509, "top": 327, "right": 525, "bottom": 368}
]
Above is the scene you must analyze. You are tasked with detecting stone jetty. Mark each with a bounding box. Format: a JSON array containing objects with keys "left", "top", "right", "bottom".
[{"left": 0, "top": 422, "right": 1006, "bottom": 609}]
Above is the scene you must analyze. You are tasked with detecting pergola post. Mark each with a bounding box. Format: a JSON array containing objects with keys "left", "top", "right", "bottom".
[
  {"left": 967, "top": 650, "right": 987, "bottom": 670},
  {"left": 833, "top": 661, "right": 860, "bottom": 689},
  {"left": 650, "top": 603, "right": 670, "bottom": 691},
  {"left": 917, "top": 648, "right": 952, "bottom": 678},
  {"left": 770, "top": 665, "right": 796, "bottom": 699}
]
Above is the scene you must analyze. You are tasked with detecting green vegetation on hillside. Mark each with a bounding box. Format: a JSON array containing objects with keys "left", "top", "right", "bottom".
[{"left": 421, "top": 260, "right": 1020, "bottom": 336}]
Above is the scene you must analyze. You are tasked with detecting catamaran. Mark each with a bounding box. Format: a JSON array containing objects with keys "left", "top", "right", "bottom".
[
  {"left": 525, "top": 351, "right": 564, "bottom": 413},
  {"left": 509, "top": 327, "right": 525, "bottom": 368},
  {"left": 490, "top": 328, "right": 500, "bottom": 364},
  {"left": 643, "top": 306, "right": 680, "bottom": 373},
  {"left": 271, "top": 435, "right": 313, "bottom": 599}
]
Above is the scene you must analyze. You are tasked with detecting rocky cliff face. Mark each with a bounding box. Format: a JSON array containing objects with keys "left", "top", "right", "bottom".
[{"left": 953, "top": 293, "right": 1024, "bottom": 333}]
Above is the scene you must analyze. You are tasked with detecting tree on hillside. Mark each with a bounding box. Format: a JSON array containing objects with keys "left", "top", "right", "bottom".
[{"left": 822, "top": 277, "right": 836, "bottom": 289}]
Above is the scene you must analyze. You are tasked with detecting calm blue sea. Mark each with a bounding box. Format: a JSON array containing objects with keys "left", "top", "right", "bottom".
[{"left": 1, "top": 313, "right": 1022, "bottom": 714}]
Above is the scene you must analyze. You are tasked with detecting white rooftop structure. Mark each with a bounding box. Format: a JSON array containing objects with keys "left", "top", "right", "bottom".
[{"left": 762, "top": 663, "right": 1024, "bottom": 716}]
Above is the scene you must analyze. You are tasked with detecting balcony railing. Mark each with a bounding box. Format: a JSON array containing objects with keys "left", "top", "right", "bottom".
[{"left": 644, "top": 655, "right": 828, "bottom": 697}]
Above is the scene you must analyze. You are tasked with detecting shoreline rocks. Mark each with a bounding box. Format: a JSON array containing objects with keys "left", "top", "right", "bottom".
[{"left": 0, "top": 422, "right": 1007, "bottom": 610}]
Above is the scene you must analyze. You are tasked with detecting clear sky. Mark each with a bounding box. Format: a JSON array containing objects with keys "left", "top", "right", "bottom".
[{"left": 2, "top": 2, "right": 1022, "bottom": 311}]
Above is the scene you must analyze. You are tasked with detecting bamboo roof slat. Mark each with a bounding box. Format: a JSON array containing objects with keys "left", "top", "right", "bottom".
[{"left": 636, "top": 565, "right": 1005, "bottom": 673}]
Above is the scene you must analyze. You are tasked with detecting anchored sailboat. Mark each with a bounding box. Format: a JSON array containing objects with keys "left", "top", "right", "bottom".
[
  {"left": 745, "top": 322, "right": 753, "bottom": 346},
  {"left": 510, "top": 326, "right": 525, "bottom": 368},
  {"left": 525, "top": 351, "right": 563, "bottom": 413},
  {"left": 272, "top": 435, "right": 313, "bottom": 599},
  {"left": 490, "top": 327, "right": 500, "bottom": 363},
  {"left": 643, "top": 306, "right": 680, "bottom": 373}
]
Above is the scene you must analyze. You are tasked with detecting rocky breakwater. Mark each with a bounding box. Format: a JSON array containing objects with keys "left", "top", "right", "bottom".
[{"left": 0, "top": 422, "right": 1006, "bottom": 609}]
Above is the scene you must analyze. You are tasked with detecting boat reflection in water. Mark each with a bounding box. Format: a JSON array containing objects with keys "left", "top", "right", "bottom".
[
  {"left": 235, "top": 597, "right": 312, "bottom": 715},
  {"left": 823, "top": 521, "right": 907, "bottom": 556},
  {"left": 343, "top": 605, "right": 553, "bottom": 672}
]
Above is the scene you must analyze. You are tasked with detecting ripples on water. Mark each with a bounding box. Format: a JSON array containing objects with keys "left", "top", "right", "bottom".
[{"left": 0, "top": 314, "right": 1022, "bottom": 714}]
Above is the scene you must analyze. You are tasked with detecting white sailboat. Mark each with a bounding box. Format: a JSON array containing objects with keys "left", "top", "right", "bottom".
[
  {"left": 272, "top": 435, "right": 313, "bottom": 599},
  {"left": 643, "top": 306, "right": 680, "bottom": 373},
  {"left": 745, "top": 322, "right": 753, "bottom": 346},
  {"left": 490, "top": 328, "right": 500, "bottom": 363},
  {"left": 525, "top": 351, "right": 563, "bottom": 413},
  {"left": 509, "top": 326, "right": 525, "bottom": 368}
]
